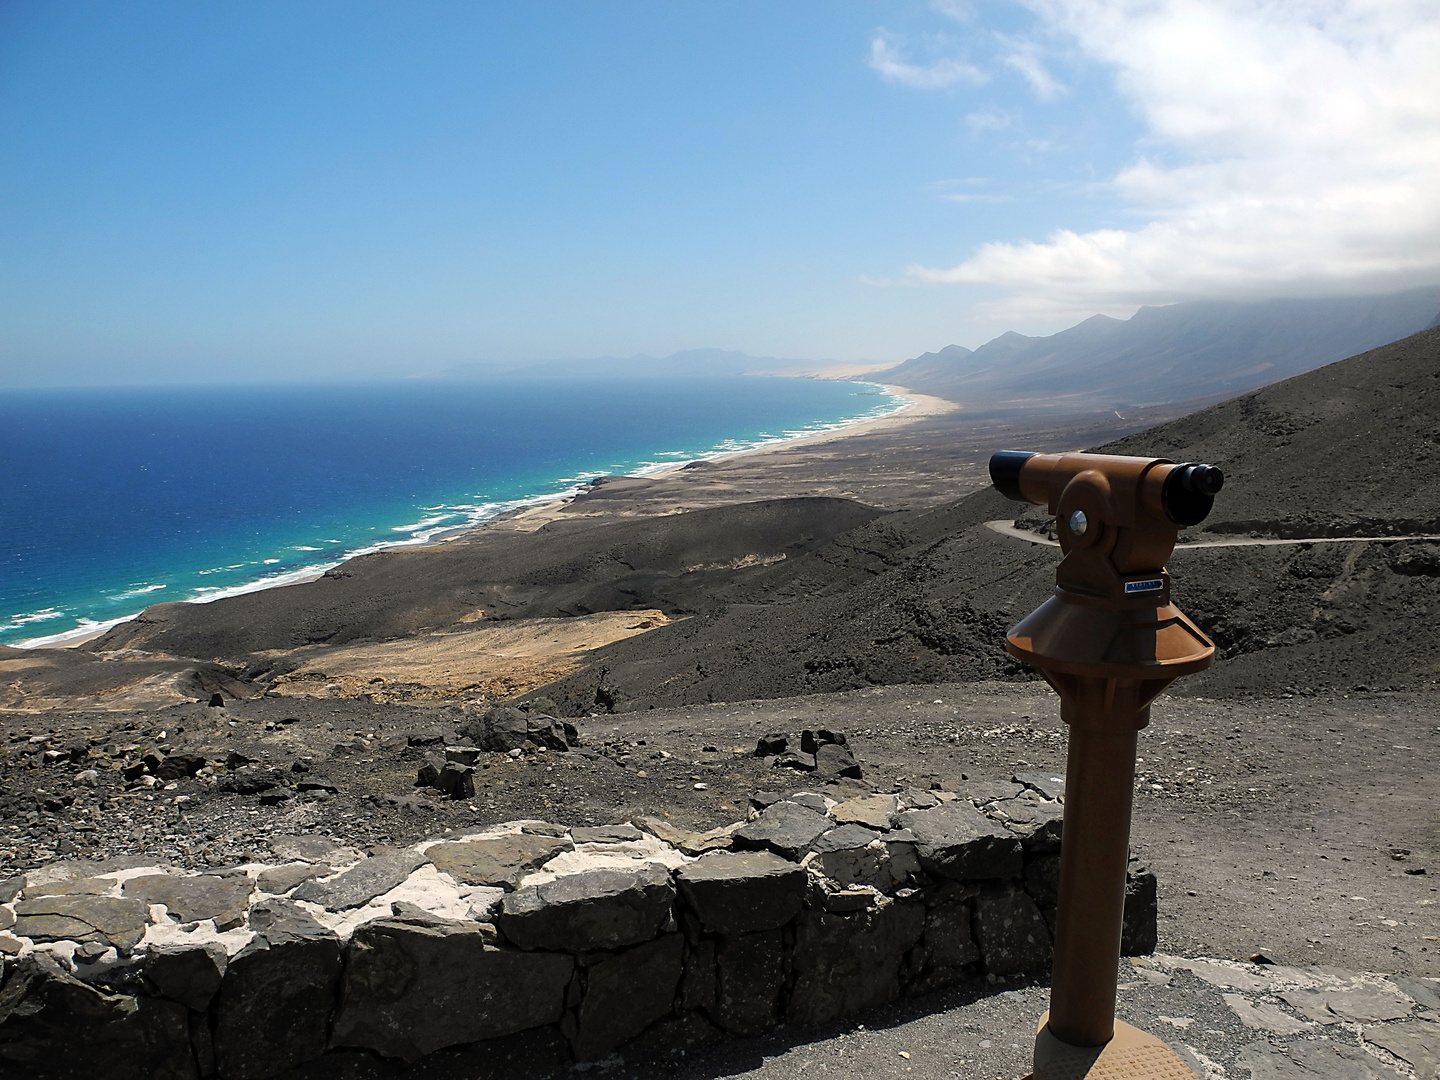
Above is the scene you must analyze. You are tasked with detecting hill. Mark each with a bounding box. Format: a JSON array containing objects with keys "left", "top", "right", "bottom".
[
  {"left": 532, "top": 326, "right": 1440, "bottom": 711},
  {"left": 874, "top": 287, "right": 1438, "bottom": 410}
]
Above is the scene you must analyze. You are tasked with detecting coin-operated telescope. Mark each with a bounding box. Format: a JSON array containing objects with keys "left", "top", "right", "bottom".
[{"left": 990, "top": 450, "right": 1223, "bottom": 1080}]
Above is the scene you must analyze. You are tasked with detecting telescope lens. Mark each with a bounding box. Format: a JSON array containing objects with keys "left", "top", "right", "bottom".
[
  {"left": 1192, "top": 464, "right": 1224, "bottom": 495},
  {"left": 1161, "top": 462, "right": 1224, "bottom": 526},
  {"left": 989, "top": 450, "right": 1037, "bottom": 501}
]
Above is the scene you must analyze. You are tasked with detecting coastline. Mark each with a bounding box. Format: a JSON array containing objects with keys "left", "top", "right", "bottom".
[{"left": 22, "top": 380, "right": 940, "bottom": 650}]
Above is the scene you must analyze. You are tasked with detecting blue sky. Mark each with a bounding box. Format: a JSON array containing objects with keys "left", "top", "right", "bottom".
[{"left": 1, "top": 1, "right": 1435, "bottom": 385}]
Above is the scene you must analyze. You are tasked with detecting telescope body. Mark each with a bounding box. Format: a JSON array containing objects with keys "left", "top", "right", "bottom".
[{"left": 991, "top": 450, "right": 1221, "bottom": 1078}]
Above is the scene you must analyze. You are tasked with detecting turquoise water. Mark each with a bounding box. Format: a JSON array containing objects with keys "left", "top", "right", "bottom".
[{"left": 0, "top": 376, "right": 902, "bottom": 646}]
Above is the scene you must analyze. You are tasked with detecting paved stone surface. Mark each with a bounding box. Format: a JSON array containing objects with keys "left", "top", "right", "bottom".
[
  {"left": 830, "top": 793, "right": 899, "bottom": 830},
  {"left": 269, "top": 834, "right": 361, "bottom": 865},
  {"left": 256, "top": 861, "right": 329, "bottom": 894},
  {"left": 1013, "top": 770, "right": 1066, "bottom": 800},
  {"left": 1365, "top": 1021, "right": 1440, "bottom": 1080}
]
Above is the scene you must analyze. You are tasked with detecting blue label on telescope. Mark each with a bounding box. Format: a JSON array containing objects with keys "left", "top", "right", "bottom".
[{"left": 1124, "top": 578, "right": 1164, "bottom": 594}]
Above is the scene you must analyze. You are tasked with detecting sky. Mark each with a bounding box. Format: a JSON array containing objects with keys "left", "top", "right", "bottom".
[{"left": 0, "top": 0, "right": 1435, "bottom": 385}]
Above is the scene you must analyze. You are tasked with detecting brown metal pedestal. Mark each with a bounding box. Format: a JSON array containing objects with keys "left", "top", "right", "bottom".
[{"left": 989, "top": 451, "right": 1225, "bottom": 1080}]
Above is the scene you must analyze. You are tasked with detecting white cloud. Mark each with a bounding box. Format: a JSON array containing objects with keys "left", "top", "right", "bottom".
[
  {"left": 910, "top": 0, "right": 1440, "bottom": 318},
  {"left": 965, "top": 108, "right": 1014, "bottom": 131},
  {"left": 1000, "top": 37, "right": 1064, "bottom": 98},
  {"left": 868, "top": 31, "right": 987, "bottom": 89}
]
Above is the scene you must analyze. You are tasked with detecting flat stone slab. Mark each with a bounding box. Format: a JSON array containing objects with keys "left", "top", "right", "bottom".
[
  {"left": 571, "top": 824, "right": 643, "bottom": 844},
  {"left": 20, "top": 876, "right": 115, "bottom": 898},
  {"left": 1282, "top": 984, "right": 1415, "bottom": 1024},
  {"left": 427, "top": 835, "right": 573, "bottom": 889},
  {"left": 957, "top": 780, "right": 1024, "bottom": 805},
  {"left": 732, "top": 801, "right": 832, "bottom": 859},
  {"left": 256, "top": 862, "right": 330, "bottom": 895},
  {"left": 122, "top": 874, "right": 254, "bottom": 927},
  {"left": 248, "top": 899, "right": 338, "bottom": 944},
  {"left": 676, "top": 851, "right": 807, "bottom": 935},
  {"left": 291, "top": 850, "right": 428, "bottom": 911},
  {"left": 1365, "top": 1020, "right": 1440, "bottom": 1080},
  {"left": 830, "top": 794, "right": 897, "bottom": 830},
  {"left": 498, "top": 863, "right": 674, "bottom": 952},
  {"left": 270, "top": 835, "right": 361, "bottom": 865},
  {"left": 13, "top": 894, "right": 149, "bottom": 950},
  {"left": 895, "top": 802, "right": 1023, "bottom": 880}
]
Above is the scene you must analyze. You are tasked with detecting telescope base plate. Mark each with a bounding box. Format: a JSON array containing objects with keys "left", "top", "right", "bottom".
[{"left": 1026, "top": 1014, "right": 1198, "bottom": 1080}]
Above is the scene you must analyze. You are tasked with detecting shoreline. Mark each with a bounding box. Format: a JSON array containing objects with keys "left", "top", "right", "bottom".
[{"left": 21, "top": 381, "right": 942, "bottom": 651}]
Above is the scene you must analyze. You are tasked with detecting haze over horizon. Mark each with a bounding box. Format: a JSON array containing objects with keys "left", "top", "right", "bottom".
[{"left": 2, "top": 1, "right": 1436, "bottom": 387}]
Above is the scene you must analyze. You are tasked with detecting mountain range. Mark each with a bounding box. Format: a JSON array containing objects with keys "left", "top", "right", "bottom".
[{"left": 868, "top": 286, "right": 1439, "bottom": 411}]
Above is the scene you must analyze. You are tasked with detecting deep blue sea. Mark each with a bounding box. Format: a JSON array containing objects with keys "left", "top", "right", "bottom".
[{"left": 0, "top": 376, "right": 901, "bottom": 647}]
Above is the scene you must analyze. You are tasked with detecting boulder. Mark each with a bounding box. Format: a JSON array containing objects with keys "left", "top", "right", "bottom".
[
  {"left": 153, "top": 754, "right": 207, "bottom": 781},
  {"left": 676, "top": 851, "right": 807, "bottom": 935},
  {"left": 731, "top": 801, "right": 832, "bottom": 860},
  {"left": 571, "top": 933, "right": 684, "bottom": 1060},
  {"left": 896, "top": 802, "right": 1023, "bottom": 880},
  {"left": 711, "top": 929, "right": 785, "bottom": 1035},
  {"left": 971, "top": 885, "right": 1052, "bottom": 975},
  {"left": 462, "top": 706, "right": 571, "bottom": 753},
  {"left": 498, "top": 863, "right": 674, "bottom": 952},
  {"left": 0, "top": 953, "right": 195, "bottom": 1080},
  {"left": 805, "top": 826, "right": 891, "bottom": 890},
  {"left": 122, "top": 874, "right": 253, "bottom": 929},
  {"left": 1122, "top": 862, "right": 1158, "bottom": 956},
  {"left": 788, "top": 899, "right": 926, "bottom": 1027},
  {"left": 212, "top": 931, "right": 343, "bottom": 1080},
  {"left": 144, "top": 943, "right": 227, "bottom": 1011},
  {"left": 426, "top": 834, "right": 573, "bottom": 890},
  {"left": 330, "top": 919, "right": 574, "bottom": 1061},
  {"left": 754, "top": 734, "right": 787, "bottom": 757},
  {"left": 291, "top": 850, "right": 427, "bottom": 911},
  {"left": 814, "top": 742, "right": 862, "bottom": 779}
]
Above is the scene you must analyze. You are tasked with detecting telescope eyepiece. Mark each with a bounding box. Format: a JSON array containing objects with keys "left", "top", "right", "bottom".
[
  {"left": 1162, "top": 462, "right": 1224, "bottom": 526},
  {"left": 989, "top": 450, "right": 1037, "bottom": 501}
]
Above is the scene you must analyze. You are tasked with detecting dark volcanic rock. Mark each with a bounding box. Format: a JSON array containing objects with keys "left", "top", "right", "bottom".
[
  {"left": 572, "top": 933, "right": 684, "bottom": 1060},
  {"left": 731, "top": 800, "right": 832, "bottom": 859},
  {"left": 788, "top": 898, "right": 926, "bottom": 1027},
  {"left": 498, "top": 863, "right": 674, "bottom": 952},
  {"left": 754, "top": 734, "right": 787, "bottom": 756},
  {"left": 212, "top": 931, "right": 343, "bottom": 1080},
  {"left": 461, "top": 706, "right": 571, "bottom": 753},
  {"left": 153, "top": 753, "right": 207, "bottom": 781},
  {"left": 0, "top": 952, "right": 195, "bottom": 1080},
  {"left": 815, "top": 741, "right": 862, "bottom": 778},
  {"left": 896, "top": 802, "right": 1023, "bottom": 880},
  {"left": 144, "top": 943, "right": 227, "bottom": 1011},
  {"left": 290, "top": 850, "right": 427, "bottom": 911},
  {"left": 1013, "top": 770, "right": 1066, "bottom": 800},
  {"left": 570, "top": 823, "right": 643, "bottom": 843},
  {"left": 1122, "top": 862, "right": 1159, "bottom": 956},
  {"left": 425, "top": 834, "right": 573, "bottom": 889},
  {"left": 122, "top": 874, "right": 253, "bottom": 928},
  {"left": 971, "top": 884, "right": 1052, "bottom": 975},
  {"left": 676, "top": 851, "right": 808, "bottom": 935},
  {"left": 711, "top": 928, "right": 786, "bottom": 1035},
  {"left": 923, "top": 899, "right": 980, "bottom": 968},
  {"left": 330, "top": 919, "right": 574, "bottom": 1061}
]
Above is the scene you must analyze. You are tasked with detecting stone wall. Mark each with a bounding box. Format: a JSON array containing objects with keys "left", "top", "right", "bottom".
[{"left": 0, "top": 781, "right": 1156, "bottom": 1080}]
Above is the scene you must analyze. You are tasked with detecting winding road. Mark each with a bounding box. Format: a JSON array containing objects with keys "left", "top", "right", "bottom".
[{"left": 984, "top": 520, "right": 1440, "bottom": 549}]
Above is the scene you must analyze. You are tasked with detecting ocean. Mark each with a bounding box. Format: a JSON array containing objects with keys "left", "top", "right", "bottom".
[{"left": 0, "top": 376, "right": 902, "bottom": 648}]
